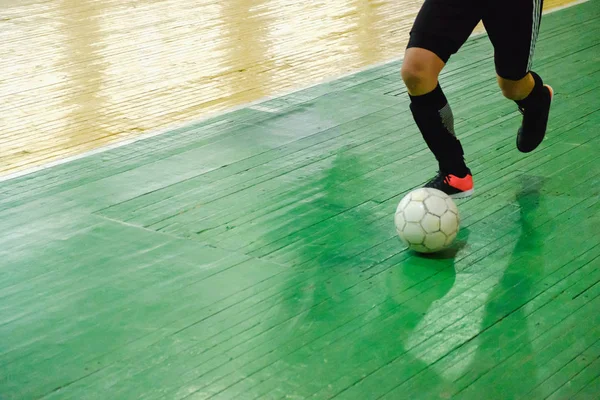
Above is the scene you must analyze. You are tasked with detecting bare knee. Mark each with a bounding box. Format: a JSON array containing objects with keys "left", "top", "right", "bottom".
[
  {"left": 401, "top": 48, "right": 445, "bottom": 96},
  {"left": 401, "top": 64, "right": 433, "bottom": 95},
  {"left": 498, "top": 74, "right": 535, "bottom": 100}
]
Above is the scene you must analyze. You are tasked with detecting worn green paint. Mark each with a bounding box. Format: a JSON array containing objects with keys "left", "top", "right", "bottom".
[{"left": 1, "top": 2, "right": 599, "bottom": 399}]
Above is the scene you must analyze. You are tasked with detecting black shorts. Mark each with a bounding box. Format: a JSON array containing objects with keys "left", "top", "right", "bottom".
[{"left": 407, "top": 0, "right": 544, "bottom": 80}]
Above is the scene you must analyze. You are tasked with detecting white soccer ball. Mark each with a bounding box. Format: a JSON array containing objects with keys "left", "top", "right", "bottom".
[{"left": 394, "top": 188, "right": 460, "bottom": 253}]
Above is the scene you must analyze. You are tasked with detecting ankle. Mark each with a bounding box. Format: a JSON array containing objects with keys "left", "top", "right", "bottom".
[
  {"left": 515, "top": 71, "right": 546, "bottom": 110},
  {"left": 440, "top": 162, "right": 470, "bottom": 178}
]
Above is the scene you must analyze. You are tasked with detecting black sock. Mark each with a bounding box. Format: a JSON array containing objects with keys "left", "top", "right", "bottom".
[
  {"left": 516, "top": 71, "right": 545, "bottom": 110},
  {"left": 409, "top": 83, "right": 469, "bottom": 177}
]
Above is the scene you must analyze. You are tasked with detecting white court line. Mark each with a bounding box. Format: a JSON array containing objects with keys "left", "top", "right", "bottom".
[
  {"left": 542, "top": 0, "right": 589, "bottom": 14},
  {"left": 0, "top": 0, "right": 589, "bottom": 184}
]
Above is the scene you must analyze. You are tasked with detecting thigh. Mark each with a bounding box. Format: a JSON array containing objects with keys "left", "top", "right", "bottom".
[
  {"left": 483, "top": 0, "right": 544, "bottom": 80},
  {"left": 408, "top": 0, "right": 483, "bottom": 63}
]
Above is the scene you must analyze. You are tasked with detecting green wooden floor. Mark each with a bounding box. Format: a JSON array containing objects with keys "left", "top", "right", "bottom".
[{"left": 1, "top": 2, "right": 600, "bottom": 399}]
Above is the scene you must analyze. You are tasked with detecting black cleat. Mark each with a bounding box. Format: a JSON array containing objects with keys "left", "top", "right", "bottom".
[
  {"left": 517, "top": 84, "right": 554, "bottom": 153},
  {"left": 424, "top": 170, "right": 474, "bottom": 199}
]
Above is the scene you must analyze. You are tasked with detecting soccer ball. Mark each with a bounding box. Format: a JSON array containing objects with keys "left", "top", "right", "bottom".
[{"left": 394, "top": 188, "right": 460, "bottom": 253}]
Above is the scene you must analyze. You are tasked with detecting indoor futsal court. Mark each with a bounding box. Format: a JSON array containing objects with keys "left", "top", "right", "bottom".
[{"left": 1, "top": 0, "right": 599, "bottom": 398}]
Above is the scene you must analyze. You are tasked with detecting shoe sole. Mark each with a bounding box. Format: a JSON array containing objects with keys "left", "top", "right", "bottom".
[
  {"left": 517, "top": 84, "right": 554, "bottom": 153},
  {"left": 450, "top": 189, "right": 474, "bottom": 199}
]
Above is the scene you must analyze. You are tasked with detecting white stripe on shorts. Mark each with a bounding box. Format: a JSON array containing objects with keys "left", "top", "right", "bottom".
[{"left": 528, "top": 0, "right": 542, "bottom": 71}]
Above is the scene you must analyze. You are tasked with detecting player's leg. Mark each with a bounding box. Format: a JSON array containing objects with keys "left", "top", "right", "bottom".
[
  {"left": 484, "top": 0, "right": 553, "bottom": 153},
  {"left": 402, "top": 0, "right": 482, "bottom": 198}
]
